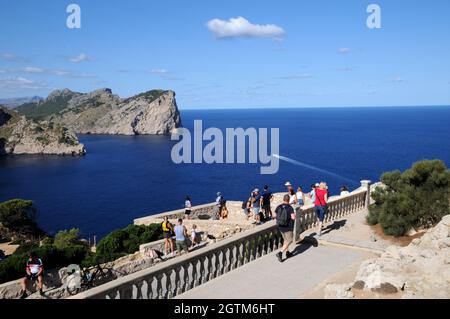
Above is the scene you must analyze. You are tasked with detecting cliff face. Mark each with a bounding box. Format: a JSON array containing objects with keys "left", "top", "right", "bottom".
[
  {"left": 17, "top": 89, "right": 182, "bottom": 135},
  {"left": 0, "top": 107, "right": 85, "bottom": 156}
]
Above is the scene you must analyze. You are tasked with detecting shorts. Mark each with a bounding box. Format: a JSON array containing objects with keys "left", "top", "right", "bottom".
[
  {"left": 176, "top": 240, "right": 188, "bottom": 252},
  {"left": 253, "top": 207, "right": 260, "bottom": 215},
  {"left": 26, "top": 273, "right": 41, "bottom": 281},
  {"left": 280, "top": 230, "right": 293, "bottom": 243},
  {"left": 262, "top": 204, "right": 271, "bottom": 212},
  {"left": 163, "top": 232, "right": 172, "bottom": 239},
  {"left": 315, "top": 205, "right": 327, "bottom": 222},
  {"left": 185, "top": 210, "right": 191, "bottom": 215}
]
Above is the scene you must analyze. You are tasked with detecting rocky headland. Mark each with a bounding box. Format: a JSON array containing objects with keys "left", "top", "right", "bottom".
[
  {"left": 16, "top": 88, "right": 181, "bottom": 135},
  {"left": 0, "top": 106, "right": 85, "bottom": 156}
]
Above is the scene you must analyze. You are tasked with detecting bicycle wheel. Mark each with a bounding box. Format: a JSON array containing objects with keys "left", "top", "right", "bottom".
[{"left": 92, "top": 268, "right": 117, "bottom": 286}]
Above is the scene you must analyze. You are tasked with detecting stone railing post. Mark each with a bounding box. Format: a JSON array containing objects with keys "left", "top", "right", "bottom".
[{"left": 360, "top": 180, "right": 372, "bottom": 209}]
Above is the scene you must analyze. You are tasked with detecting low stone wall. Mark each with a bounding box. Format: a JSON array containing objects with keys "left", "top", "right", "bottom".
[{"left": 134, "top": 203, "right": 216, "bottom": 225}]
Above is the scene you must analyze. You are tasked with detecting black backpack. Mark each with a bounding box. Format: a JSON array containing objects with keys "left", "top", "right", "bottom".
[{"left": 276, "top": 205, "right": 290, "bottom": 227}]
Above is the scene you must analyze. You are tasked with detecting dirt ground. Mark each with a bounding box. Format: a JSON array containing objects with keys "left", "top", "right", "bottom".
[
  {"left": 371, "top": 223, "right": 425, "bottom": 247},
  {"left": 0, "top": 242, "right": 20, "bottom": 255}
]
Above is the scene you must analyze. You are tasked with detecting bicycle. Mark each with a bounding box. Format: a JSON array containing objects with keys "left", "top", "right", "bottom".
[{"left": 66, "top": 264, "right": 118, "bottom": 296}]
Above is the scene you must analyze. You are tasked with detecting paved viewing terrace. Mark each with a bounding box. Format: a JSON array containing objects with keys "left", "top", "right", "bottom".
[{"left": 69, "top": 181, "right": 382, "bottom": 299}]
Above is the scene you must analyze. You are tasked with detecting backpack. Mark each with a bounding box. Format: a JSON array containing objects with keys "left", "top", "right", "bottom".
[
  {"left": 161, "top": 221, "right": 172, "bottom": 232},
  {"left": 276, "top": 205, "right": 290, "bottom": 227}
]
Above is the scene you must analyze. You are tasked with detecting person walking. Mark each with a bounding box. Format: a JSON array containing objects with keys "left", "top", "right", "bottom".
[
  {"left": 314, "top": 182, "right": 329, "bottom": 237},
  {"left": 161, "top": 216, "right": 175, "bottom": 256},
  {"left": 274, "top": 194, "right": 296, "bottom": 262},
  {"left": 184, "top": 196, "right": 192, "bottom": 219},
  {"left": 174, "top": 219, "right": 189, "bottom": 256},
  {"left": 262, "top": 185, "right": 274, "bottom": 221}
]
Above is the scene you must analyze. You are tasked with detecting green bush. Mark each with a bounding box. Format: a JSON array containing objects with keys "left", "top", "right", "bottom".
[
  {"left": 0, "top": 238, "right": 90, "bottom": 283},
  {"left": 0, "top": 199, "right": 45, "bottom": 240},
  {"left": 367, "top": 159, "right": 450, "bottom": 237},
  {"left": 95, "top": 224, "right": 162, "bottom": 264}
]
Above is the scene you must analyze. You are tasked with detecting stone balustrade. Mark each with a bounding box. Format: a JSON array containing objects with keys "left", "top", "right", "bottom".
[
  {"left": 69, "top": 181, "right": 372, "bottom": 299},
  {"left": 69, "top": 221, "right": 282, "bottom": 299},
  {"left": 293, "top": 183, "right": 369, "bottom": 242},
  {"left": 134, "top": 203, "right": 217, "bottom": 226}
]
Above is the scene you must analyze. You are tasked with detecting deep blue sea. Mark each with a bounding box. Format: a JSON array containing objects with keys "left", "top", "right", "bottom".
[{"left": 1, "top": 107, "right": 449, "bottom": 239}]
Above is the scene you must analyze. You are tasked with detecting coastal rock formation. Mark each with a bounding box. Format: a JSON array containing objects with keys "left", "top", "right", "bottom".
[
  {"left": 326, "top": 215, "right": 450, "bottom": 299},
  {"left": 0, "top": 106, "right": 85, "bottom": 155},
  {"left": 16, "top": 88, "right": 181, "bottom": 135}
]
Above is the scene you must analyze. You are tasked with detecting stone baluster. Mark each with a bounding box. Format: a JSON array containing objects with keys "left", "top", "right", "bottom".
[
  {"left": 164, "top": 271, "right": 172, "bottom": 299},
  {"left": 155, "top": 274, "right": 164, "bottom": 299}
]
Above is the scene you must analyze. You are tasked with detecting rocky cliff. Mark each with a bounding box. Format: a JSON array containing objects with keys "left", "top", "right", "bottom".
[
  {"left": 16, "top": 88, "right": 181, "bottom": 135},
  {"left": 325, "top": 215, "right": 450, "bottom": 299},
  {"left": 0, "top": 106, "right": 85, "bottom": 155}
]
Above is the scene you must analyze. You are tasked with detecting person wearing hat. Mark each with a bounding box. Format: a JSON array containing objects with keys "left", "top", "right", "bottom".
[
  {"left": 285, "top": 181, "right": 293, "bottom": 193},
  {"left": 250, "top": 189, "right": 262, "bottom": 225}
]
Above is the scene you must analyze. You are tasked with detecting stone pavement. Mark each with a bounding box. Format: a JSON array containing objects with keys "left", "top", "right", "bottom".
[
  {"left": 176, "top": 210, "right": 394, "bottom": 299},
  {"left": 305, "top": 210, "right": 393, "bottom": 253},
  {"left": 176, "top": 243, "right": 364, "bottom": 299}
]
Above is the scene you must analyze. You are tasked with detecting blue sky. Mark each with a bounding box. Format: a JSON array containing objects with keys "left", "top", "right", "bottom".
[{"left": 0, "top": 0, "right": 449, "bottom": 109}]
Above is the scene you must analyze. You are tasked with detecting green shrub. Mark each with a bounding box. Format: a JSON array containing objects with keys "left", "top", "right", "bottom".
[
  {"left": 0, "top": 199, "right": 45, "bottom": 240},
  {"left": 95, "top": 224, "right": 162, "bottom": 264},
  {"left": 367, "top": 159, "right": 450, "bottom": 237}
]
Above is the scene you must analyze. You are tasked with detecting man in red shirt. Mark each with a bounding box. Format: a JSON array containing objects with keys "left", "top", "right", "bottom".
[{"left": 314, "top": 182, "right": 329, "bottom": 237}]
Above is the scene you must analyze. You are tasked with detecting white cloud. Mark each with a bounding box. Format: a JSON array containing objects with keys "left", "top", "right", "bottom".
[
  {"left": 391, "top": 76, "right": 404, "bottom": 83},
  {"left": 0, "top": 53, "right": 27, "bottom": 62},
  {"left": 68, "top": 53, "right": 93, "bottom": 63},
  {"left": 339, "top": 48, "right": 351, "bottom": 54},
  {"left": 336, "top": 67, "right": 353, "bottom": 72},
  {"left": 150, "top": 69, "right": 169, "bottom": 74},
  {"left": 276, "top": 73, "right": 313, "bottom": 80},
  {"left": 206, "top": 17, "right": 285, "bottom": 40},
  {"left": 50, "top": 69, "right": 71, "bottom": 76},
  {"left": 0, "top": 77, "right": 48, "bottom": 90},
  {"left": 23, "top": 67, "right": 45, "bottom": 73}
]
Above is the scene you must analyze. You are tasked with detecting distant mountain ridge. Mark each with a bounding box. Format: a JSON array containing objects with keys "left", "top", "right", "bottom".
[
  {"left": 16, "top": 88, "right": 181, "bottom": 135},
  {"left": 0, "top": 96, "right": 43, "bottom": 109}
]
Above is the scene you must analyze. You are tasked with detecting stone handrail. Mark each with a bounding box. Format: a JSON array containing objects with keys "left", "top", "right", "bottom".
[
  {"left": 69, "top": 221, "right": 282, "bottom": 299},
  {"left": 70, "top": 181, "right": 372, "bottom": 299},
  {"left": 293, "top": 186, "right": 368, "bottom": 242},
  {"left": 134, "top": 202, "right": 217, "bottom": 225}
]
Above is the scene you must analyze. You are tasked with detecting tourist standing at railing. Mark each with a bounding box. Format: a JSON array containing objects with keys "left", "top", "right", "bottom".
[
  {"left": 184, "top": 195, "right": 192, "bottom": 220},
  {"left": 308, "top": 183, "right": 319, "bottom": 205},
  {"left": 251, "top": 189, "right": 262, "bottom": 225},
  {"left": 213, "top": 192, "right": 223, "bottom": 220},
  {"left": 174, "top": 219, "right": 189, "bottom": 256},
  {"left": 161, "top": 216, "right": 175, "bottom": 256},
  {"left": 296, "top": 186, "right": 305, "bottom": 207},
  {"left": 314, "top": 182, "right": 329, "bottom": 237},
  {"left": 262, "top": 185, "right": 274, "bottom": 221},
  {"left": 274, "top": 194, "right": 296, "bottom": 262},
  {"left": 288, "top": 188, "right": 297, "bottom": 205},
  {"left": 285, "top": 181, "right": 293, "bottom": 193}
]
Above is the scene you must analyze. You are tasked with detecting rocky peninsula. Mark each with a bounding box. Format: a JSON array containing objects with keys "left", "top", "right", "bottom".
[
  {"left": 0, "top": 106, "right": 85, "bottom": 156},
  {"left": 16, "top": 88, "right": 181, "bottom": 135}
]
